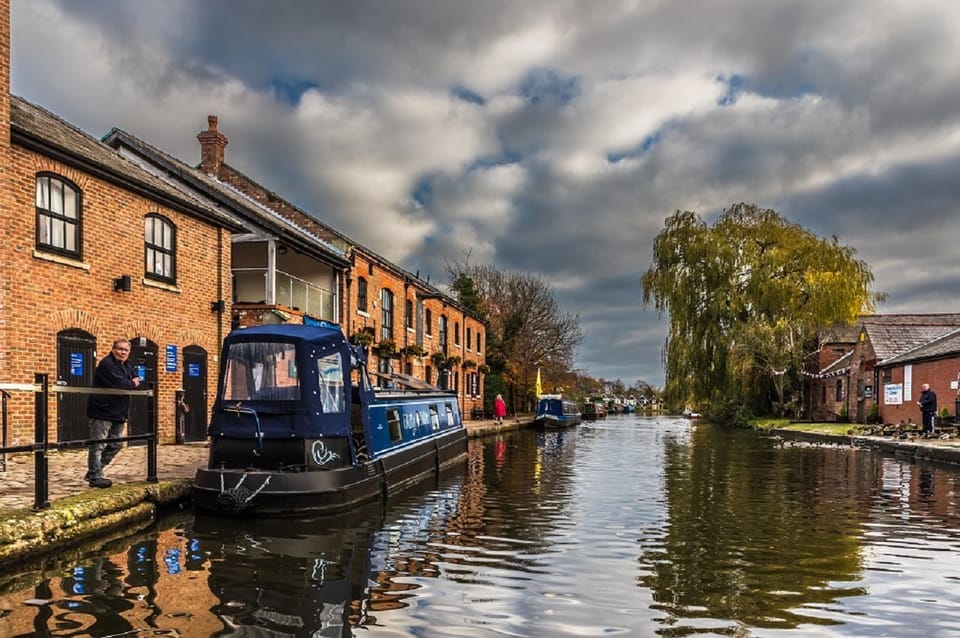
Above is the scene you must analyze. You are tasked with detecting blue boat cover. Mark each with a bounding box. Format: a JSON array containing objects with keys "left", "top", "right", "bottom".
[{"left": 208, "top": 323, "right": 369, "bottom": 439}]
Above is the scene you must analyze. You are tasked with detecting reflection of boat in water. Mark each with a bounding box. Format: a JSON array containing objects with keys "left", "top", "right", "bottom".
[
  {"left": 193, "top": 322, "right": 467, "bottom": 516},
  {"left": 193, "top": 479, "right": 467, "bottom": 635},
  {"left": 533, "top": 394, "right": 582, "bottom": 429}
]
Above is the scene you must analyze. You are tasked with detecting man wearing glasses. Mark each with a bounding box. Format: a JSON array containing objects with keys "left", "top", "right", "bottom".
[{"left": 85, "top": 338, "right": 141, "bottom": 488}]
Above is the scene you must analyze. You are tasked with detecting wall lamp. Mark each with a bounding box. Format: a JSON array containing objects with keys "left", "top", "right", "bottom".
[
  {"left": 211, "top": 300, "right": 226, "bottom": 313},
  {"left": 113, "top": 274, "right": 132, "bottom": 292}
]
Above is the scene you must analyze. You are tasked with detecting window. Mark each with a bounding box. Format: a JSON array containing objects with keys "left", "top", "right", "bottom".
[
  {"left": 387, "top": 408, "right": 402, "bottom": 442},
  {"left": 381, "top": 288, "right": 394, "bottom": 341},
  {"left": 317, "top": 352, "right": 345, "bottom": 413},
  {"left": 466, "top": 328, "right": 472, "bottom": 351},
  {"left": 144, "top": 214, "right": 176, "bottom": 283},
  {"left": 405, "top": 299, "right": 414, "bottom": 329},
  {"left": 425, "top": 309, "right": 433, "bottom": 336},
  {"left": 36, "top": 173, "right": 81, "bottom": 258},
  {"left": 476, "top": 333, "right": 482, "bottom": 353},
  {"left": 223, "top": 340, "right": 299, "bottom": 401},
  {"left": 439, "top": 316, "right": 448, "bottom": 351},
  {"left": 835, "top": 379, "right": 843, "bottom": 402},
  {"left": 454, "top": 322, "right": 460, "bottom": 346},
  {"left": 357, "top": 277, "right": 368, "bottom": 312}
]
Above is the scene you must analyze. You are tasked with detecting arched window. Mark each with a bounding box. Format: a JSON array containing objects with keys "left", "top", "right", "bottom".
[
  {"left": 36, "top": 173, "right": 82, "bottom": 258},
  {"left": 144, "top": 214, "right": 176, "bottom": 283}
]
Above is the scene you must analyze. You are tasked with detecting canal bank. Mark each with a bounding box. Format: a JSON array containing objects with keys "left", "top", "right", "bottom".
[
  {"left": 771, "top": 427, "right": 960, "bottom": 467},
  {"left": 0, "top": 418, "right": 531, "bottom": 568}
]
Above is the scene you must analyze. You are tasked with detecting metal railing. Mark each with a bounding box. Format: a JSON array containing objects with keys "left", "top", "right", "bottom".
[
  {"left": 233, "top": 268, "right": 336, "bottom": 319},
  {"left": 0, "top": 374, "right": 157, "bottom": 511}
]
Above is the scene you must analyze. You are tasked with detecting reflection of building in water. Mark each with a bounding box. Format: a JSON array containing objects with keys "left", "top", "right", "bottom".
[
  {"left": 0, "top": 524, "right": 224, "bottom": 636},
  {"left": 882, "top": 458, "right": 960, "bottom": 520}
]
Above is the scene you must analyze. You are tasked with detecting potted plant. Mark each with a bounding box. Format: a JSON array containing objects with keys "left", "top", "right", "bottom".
[
  {"left": 375, "top": 339, "right": 397, "bottom": 357},
  {"left": 430, "top": 352, "right": 447, "bottom": 367},
  {"left": 938, "top": 406, "right": 952, "bottom": 427},
  {"left": 462, "top": 358, "right": 477, "bottom": 369},
  {"left": 444, "top": 355, "right": 462, "bottom": 368},
  {"left": 837, "top": 406, "right": 849, "bottom": 423},
  {"left": 868, "top": 402, "right": 880, "bottom": 425},
  {"left": 401, "top": 344, "right": 426, "bottom": 358},
  {"left": 349, "top": 331, "right": 374, "bottom": 348},
  {"left": 478, "top": 364, "right": 490, "bottom": 375}
]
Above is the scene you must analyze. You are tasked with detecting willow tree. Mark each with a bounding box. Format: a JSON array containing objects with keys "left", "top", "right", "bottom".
[{"left": 641, "top": 203, "right": 882, "bottom": 415}]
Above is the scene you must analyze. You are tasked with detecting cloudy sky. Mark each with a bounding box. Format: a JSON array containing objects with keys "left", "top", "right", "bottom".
[{"left": 11, "top": 1, "right": 960, "bottom": 387}]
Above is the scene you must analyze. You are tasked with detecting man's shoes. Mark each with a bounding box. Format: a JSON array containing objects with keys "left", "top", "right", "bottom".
[{"left": 88, "top": 477, "right": 112, "bottom": 489}]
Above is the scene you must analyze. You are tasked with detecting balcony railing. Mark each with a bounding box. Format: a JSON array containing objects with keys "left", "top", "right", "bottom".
[{"left": 233, "top": 268, "right": 336, "bottom": 320}]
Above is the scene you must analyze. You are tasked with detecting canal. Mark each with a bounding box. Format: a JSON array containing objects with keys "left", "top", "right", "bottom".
[{"left": 3, "top": 415, "right": 960, "bottom": 637}]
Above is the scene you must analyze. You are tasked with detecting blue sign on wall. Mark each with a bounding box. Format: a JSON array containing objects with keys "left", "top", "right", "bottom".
[
  {"left": 188, "top": 362, "right": 201, "bottom": 377},
  {"left": 70, "top": 353, "right": 84, "bottom": 376},
  {"left": 166, "top": 345, "right": 178, "bottom": 372},
  {"left": 136, "top": 364, "right": 147, "bottom": 380}
]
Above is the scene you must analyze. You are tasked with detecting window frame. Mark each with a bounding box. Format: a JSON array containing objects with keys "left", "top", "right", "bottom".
[
  {"left": 35, "top": 173, "right": 82, "bottom": 259},
  {"left": 380, "top": 288, "right": 394, "bottom": 341},
  {"left": 144, "top": 213, "right": 177, "bottom": 284},
  {"left": 357, "top": 277, "right": 368, "bottom": 313}
]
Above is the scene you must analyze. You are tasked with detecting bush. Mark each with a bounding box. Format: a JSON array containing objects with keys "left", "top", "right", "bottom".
[{"left": 704, "top": 399, "right": 753, "bottom": 428}]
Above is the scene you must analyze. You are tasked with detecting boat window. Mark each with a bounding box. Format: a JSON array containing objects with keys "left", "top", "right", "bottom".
[
  {"left": 429, "top": 404, "right": 440, "bottom": 431},
  {"left": 445, "top": 402, "right": 456, "bottom": 426},
  {"left": 223, "top": 341, "right": 299, "bottom": 401},
  {"left": 387, "top": 408, "right": 402, "bottom": 442},
  {"left": 317, "top": 352, "right": 345, "bottom": 413}
]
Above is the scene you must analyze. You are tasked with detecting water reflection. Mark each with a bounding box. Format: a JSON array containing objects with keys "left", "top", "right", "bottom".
[{"left": 3, "top": 419, "right": 960, "bottom": 636}]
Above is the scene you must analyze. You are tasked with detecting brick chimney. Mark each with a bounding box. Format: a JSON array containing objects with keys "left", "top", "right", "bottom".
[{"left": 197, "top": 115, "right": 228, "bottom": 176}]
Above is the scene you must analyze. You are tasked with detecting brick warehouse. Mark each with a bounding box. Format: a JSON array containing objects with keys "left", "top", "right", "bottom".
[{"left": 0, "top": 0, "right": 486, "bottom": 443}]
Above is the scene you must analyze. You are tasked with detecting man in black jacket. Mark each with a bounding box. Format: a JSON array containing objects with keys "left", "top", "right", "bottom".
[
  {"left": 85, "top": 338, "right": 141, "bottom": 488},
  {"left": 918, "top": 383, "right": 938, "bottom": 438}
]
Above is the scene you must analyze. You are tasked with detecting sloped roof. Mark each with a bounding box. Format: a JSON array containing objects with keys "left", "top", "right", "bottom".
[
  {"left": 102, "top": 127, "right": 349, "bottom": 268},
  {"left": 819, "top": 349, "right": 853, "bottom": 377},
  {"left": 879, "top": 327, "right": 960, "bottom": 366},
  {"left": 862, "top": 314, "right": 960, "bottom": 361},
  {"left": 10, "top": 96, "right": 244, "bottom": 232}
]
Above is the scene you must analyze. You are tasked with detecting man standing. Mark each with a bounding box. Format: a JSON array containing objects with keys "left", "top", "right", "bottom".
[
  {"left": 85, "top": 338, "right": 140, "bottom": 488},
  {"left": 918, "top": 383, "right": 938, "bottom": 438}
]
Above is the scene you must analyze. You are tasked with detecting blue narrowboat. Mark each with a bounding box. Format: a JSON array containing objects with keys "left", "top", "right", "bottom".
[
  {"left": 533, "top": 394, "right": 582, "bottom": 429},
  {"left": 192, "top": 322, "right": 467, "bottom": 516}
]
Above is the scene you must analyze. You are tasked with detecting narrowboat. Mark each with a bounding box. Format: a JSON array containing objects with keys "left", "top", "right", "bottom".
[
  {"left": 192, "top": 322, "right": 467, "bottom": 516},
  {"left": 581, "top": 399, "right": 607, "bottom": 420},
  {"left": 533, "top": 394, "right": 582, "bottom": 429}
]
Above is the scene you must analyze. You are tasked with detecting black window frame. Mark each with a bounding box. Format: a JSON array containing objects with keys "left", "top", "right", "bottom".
[
  {"left": 144, "top": 213, "right": 177, "bottom": 284},
  {"left": 380, "top": 288, "right": 394, "bottom": 341},
  {"left": 35, "top": 173, "right": 82, "bottom": 259},
  {"left": 357, "top": 277, "right": 368, "bottom": 312}
]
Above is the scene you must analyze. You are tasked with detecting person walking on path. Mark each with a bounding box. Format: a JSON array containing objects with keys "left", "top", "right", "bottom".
[
  {"left": 493, "top": 394, "right": 507, "bottom": 424},
  {"left": 86, "top": 338, "right": 140, "bottom": 488},
  {"left": 918, "top": 383, "right": 938, "bottom": 437}
]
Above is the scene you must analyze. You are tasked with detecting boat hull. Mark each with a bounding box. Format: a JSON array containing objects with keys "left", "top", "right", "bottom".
[
  {"left": 193, "top": 427, "right": 468, "bottom": 516},
  {"left": 533, "top": 415, "right": 581, "bottom": 429}
]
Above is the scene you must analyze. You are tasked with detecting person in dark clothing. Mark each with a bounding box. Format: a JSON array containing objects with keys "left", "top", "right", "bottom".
[
  {"left": 85, "top": 338, "right": 140, "bottom": 488},
  {"left": 918, "top": 383, "right": 938, "bottom": 437}
]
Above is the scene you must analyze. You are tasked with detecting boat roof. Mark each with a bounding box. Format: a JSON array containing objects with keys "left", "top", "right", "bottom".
[{"left": 228, "top": 321, "right": 345, "bottom": 345}]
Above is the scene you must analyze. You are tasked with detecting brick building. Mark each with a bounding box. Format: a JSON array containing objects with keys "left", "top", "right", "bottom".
[
  {"left": 0, "top": 25, "right": 244, "bottom": 445},
  {"left": 808, "top": 314, "right": 960, "bottom": 424}
]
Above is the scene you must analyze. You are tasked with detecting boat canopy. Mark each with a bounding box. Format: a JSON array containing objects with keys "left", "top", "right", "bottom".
[{"left": 208, "top": 323, "right": 371, "bottom": 439}]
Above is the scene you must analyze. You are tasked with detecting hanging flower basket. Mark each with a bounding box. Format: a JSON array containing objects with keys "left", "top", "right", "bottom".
[
  {"left": 401, "top": 344, "right": 426, "bottom": 358},
  {"left": 375, "top": 339, "right": 397, "bottom": 356},
  {"left": 462, "top": 359, "right": 477, "bottom": 369},
  {"left": 349, "top": 332, "right": 375, "bottom": 348},
  {"left": 430, "top": 352, "right": 447, "bottom": 367}
]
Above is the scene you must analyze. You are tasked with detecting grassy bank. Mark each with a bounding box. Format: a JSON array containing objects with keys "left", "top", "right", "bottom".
[{"left": 749, "top": 418, "right": 853, "bottom": 437}]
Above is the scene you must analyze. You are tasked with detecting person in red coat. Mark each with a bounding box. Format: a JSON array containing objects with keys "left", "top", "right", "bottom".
[{"left": 493, "top": 394, "right": 507, "bottom": 424}]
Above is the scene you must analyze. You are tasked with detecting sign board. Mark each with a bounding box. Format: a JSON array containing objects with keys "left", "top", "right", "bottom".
[
  {"left": 165, "top": 345, "right": 178, "bottom": 372},
  {"left": 188, "top": 362, "right": 201, "bottom": 378},
  {"left": 70, "top": 353, "right": 84, "bottom": 376},
  {"left": 884, "top": 383, "right": 903, "bottom": 405}
]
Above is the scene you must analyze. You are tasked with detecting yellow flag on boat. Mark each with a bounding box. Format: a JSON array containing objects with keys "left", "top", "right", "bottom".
[{"left": 535, "top": 367, "right": 542, "bottom": 397}]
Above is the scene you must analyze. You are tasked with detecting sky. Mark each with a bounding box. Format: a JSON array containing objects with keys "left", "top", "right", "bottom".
[{"left": 10, "top": 0, "right": 960, "bottom": 388}]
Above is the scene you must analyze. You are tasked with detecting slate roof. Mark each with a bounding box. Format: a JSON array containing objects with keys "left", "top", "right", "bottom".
[
  {"left": 10, "top": 96, "right": 244, "bottom": 232},
  {"left": 860, "top": 314, "right": 960, "bottom": 362},
  {"left": 102, "top": 127, "right": 349, "bottom": 268},
  {"left": 879, "top": 327, "right": 960, "bottom": 366}
]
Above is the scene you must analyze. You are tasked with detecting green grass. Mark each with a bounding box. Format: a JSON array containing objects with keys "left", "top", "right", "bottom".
[{"left": 749, "top": 418, "right": 853, "bottom": 436}]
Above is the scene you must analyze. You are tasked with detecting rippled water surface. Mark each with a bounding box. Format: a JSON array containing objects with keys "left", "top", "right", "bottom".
[{"left": 5, "top": 416, "right": 960, "bottom": 637}]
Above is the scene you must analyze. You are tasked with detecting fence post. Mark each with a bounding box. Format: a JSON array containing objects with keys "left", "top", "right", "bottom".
[
  {"left": 147, "top": 385, "right": 158, "bottom": 483},
  {"left": 34, "top": 373, "right": 50, "bottom": 510}
]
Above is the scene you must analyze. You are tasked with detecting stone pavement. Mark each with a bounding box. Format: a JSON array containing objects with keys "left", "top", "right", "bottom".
[
  {"left": 0, "top": 418, "right": 522, "bottom": 514},
  {"left": 0, "top": 443, "right": 210, "bottom": 512}
]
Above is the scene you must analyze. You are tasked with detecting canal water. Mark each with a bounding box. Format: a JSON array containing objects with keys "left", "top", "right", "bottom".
[{"left": 4, "top": 415, "right": 960, "bottom": 637}]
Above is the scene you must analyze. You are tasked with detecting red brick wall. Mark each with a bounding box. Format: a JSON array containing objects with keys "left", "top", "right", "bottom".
[
  {"left": 878, "top": 357, "right": 960, "bottom": 425},
  {"left": 0, "top": 0, "right": 11, "bottom": 411},
  {"left": 2, "top": 147, "right": 230, "bottom": 443}
]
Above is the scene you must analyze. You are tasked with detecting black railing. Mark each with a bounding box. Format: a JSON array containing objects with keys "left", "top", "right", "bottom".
[{"left": 0, "top": 373, "right": 157, "bottom": 511}]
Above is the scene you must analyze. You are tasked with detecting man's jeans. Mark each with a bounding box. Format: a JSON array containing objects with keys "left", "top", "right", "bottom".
[{"left": 87, "top": 419, "right": 125, "bottom": 480}]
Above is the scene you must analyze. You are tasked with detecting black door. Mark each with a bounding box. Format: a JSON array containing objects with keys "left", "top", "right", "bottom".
[
  {"left": 56, "top": 329, "right": 95, "bottom": 442},
  {"left": 128, "top": 338, "right": 157, "bottom": 446},
  {"left": 182, "top": 345, "right": 208, "bottom": 442}
]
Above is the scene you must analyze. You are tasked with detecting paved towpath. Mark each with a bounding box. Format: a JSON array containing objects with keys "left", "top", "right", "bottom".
[{"left": 0, "top": 419, "right": 520, "bottom": 514}]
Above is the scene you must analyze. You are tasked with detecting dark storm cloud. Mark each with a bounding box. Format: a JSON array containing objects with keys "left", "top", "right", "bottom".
[{"left": 13, "top": 0, "right": 960, "bottom": 387}]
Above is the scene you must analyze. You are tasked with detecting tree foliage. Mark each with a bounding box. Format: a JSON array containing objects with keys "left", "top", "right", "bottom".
[
  {"left": 640, "top": 203, "right": 883, "bottom": 415},
  {"left": 447, "top": 260, "right": 583, "bottom": 410}
]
